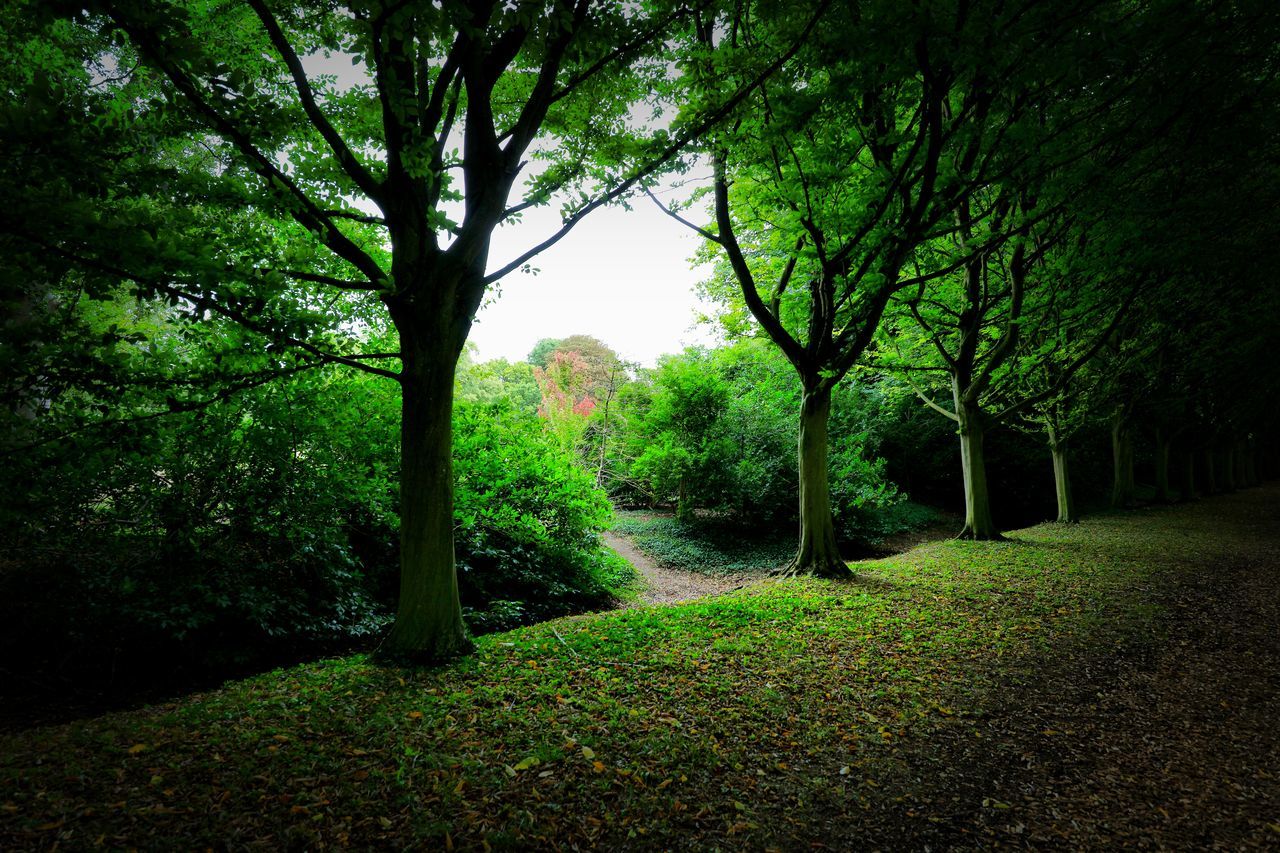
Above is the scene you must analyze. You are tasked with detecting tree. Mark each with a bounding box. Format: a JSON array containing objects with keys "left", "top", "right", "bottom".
[
  {"left": 667, "top": 0, "right": 1134, "bottom": 570},
  {"left": 883, "top": 213, "right": 1134, "bottom": 536},
  {"left": 11, "top": 0, "right": 802, "bottom": 661}
]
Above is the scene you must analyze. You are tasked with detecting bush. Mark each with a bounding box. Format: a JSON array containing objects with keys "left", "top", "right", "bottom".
[
  {"left": 609, "top": 341, "right": 907, "bottom": 537},
  {"left": 0, "top": 367, "right": 631, "bottom": 691},
  {"left": 453, "top": 401, "right": 629, "bottom": 631}
]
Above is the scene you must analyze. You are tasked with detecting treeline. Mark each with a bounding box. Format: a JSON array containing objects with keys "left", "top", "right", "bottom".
[{"left": 3, "top": 0, "right": 1279, "bottom": 672}]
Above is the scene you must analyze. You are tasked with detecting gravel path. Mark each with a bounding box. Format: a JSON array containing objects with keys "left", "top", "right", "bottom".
[{"left": 600, "top": 530, "right": 751, "bottom": 605}]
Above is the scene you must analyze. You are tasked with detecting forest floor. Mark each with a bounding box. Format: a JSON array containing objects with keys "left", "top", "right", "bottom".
[
  {"left": 3, "top": 488, "right": 1279, "bottom": 849},
  {"left": 601, "top": 530, "right": 750, "bottom": 605}
]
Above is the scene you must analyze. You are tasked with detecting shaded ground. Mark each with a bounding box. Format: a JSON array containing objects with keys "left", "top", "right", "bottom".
[
  {"left": 2, "top": 488, "right": 1278, "bottom": 850},
  {"left": 852, "top": 493, "right": 1280, "bottom": 849}
]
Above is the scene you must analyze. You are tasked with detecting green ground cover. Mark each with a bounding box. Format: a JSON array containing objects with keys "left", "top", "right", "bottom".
[
  {"left": 2, "top": 492, "right": 1276, "bottom": 849},
  {"left": 612, "top": 502, "right": 942, "bottom": 577}
]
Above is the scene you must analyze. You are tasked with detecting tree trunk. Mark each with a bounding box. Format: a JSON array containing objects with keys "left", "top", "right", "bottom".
[
  {"left": 781, "top": 386, "right": 846, "bottom": 577},
  {"left": 1049, "top": 437, "right": 1076, "bottom": 523},
  {"left": 1154, "top": 428, "right": 1172, "bottom": 503},
  {"left": 1110, "top": 415, "right": 1136, "bottom": 508},
  {"left": 676, "top": 477, "right": 691, "bottom": 522},
  {"left": 956, "top": 395, "right": 999, "bottom": 540},
  {"left": 377, "top": 327, "right": 473, "bottom": 663}
]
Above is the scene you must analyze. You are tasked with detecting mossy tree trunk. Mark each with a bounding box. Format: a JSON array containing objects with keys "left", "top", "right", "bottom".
[
  {"left": 1047, "top": 424, "right": 1076, "bottom": 523},
  {"left": 781, "top": 385, "right": 846, "bottom": 577},
  {"left": 378, "top": 300, "right": 474, "bottom": 663},
  {"left": 955, "top": 383, "right": 999, "bottom": 539}
]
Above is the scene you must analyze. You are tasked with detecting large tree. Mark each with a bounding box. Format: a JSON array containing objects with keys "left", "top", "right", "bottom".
[{"left": 7, "top": 0, "right": 805, "bottom": 661}]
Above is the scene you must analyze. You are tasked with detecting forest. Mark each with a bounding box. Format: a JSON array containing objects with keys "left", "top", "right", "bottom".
[{"left": 2, "top": 0, "right": 1279, "bottom": 848}]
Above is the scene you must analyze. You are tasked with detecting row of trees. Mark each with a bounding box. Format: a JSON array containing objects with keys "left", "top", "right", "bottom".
[{"left": 5, "top": 0, "right": 1279, "bottom": 662}]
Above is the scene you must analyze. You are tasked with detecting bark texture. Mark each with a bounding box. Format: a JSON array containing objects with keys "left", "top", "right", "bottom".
[
  {"left": 377, "top": 312, "right": 473, "bottom": 663},
  {"left": 956, "top": 397, "right": 999, "bottom": 539},
  {"left": 1050, "top": 439, "right": 1077, "bottom": 523},
  {"left": 781, "top": 387, "right": 847, "bottom": 577}
]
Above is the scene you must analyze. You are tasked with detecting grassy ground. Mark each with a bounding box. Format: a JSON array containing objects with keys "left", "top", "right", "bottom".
[{"left": 3, "top": 489, "right": 1278, "bottom": 849}]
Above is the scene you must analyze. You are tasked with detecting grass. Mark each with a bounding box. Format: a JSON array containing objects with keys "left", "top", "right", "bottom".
[{"left": 1, "top": 495, "right": 1272, "bottom": 849}]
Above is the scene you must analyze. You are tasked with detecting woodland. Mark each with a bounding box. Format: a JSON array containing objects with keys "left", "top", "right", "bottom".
[{"left": 2, "top": 0, "right": 1279, "bottom": 848}]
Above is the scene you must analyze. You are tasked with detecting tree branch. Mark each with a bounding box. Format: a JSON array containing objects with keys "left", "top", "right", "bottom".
[{"left": 246, "top": 0, "right": 385, "bottom": 204}]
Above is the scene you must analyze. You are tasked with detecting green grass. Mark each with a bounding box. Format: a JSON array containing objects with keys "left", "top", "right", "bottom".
[{"left": 0, "top": 498, "right": 1262, "bottom": 849}]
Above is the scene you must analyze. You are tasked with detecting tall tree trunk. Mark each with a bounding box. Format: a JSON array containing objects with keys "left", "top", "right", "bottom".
[
  {"left": 1154, "top": 428, "right": 1172, "bottom": 503},
  {"left": 377, "top": 324, "right": 472, "bottom": 663},
  {"left": 1221, "top": 445, "right": 1237, "bottom": 492},
  {"left": 1110, "top": 414, "right": 1136, "bottom": 508},
  {"left": 782, "top": 385, "right": 846, "bottom": 577},
  {"left": 956, "top": 394, "right": 999, "bottom": 539},
  {"left": 1048, "top": 429, "right": 1076, "bottom": 523}
]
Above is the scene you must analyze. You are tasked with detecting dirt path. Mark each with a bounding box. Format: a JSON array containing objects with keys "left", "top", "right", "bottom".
[{"left": 600, "top": 530, "right": 751, "bottom": 605}]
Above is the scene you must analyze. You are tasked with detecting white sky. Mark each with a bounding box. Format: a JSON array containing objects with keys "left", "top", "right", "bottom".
[{"left": 473, "top": 196, "right": 720, "bottom": 366}]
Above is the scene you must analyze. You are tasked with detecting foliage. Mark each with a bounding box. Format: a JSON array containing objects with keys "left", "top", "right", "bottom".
[
  {"left": 0, "top": 361, "right": 630, "bottom": 685},
  {"left": 610, "top": 342, "right": 907, "bottom": 538},
  {"left": 456, "top": 345, "right": 541, "bottom": 414},
  {"left": 6, "top": 491, "right": 1275, "bottom": 848},
  {"left": 452, "top": 401, "right": 626, "bottom": 632}
]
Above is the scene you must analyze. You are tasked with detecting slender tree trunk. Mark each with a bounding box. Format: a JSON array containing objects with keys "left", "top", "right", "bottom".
[
  {"left": 1221, "top": 445, "right": 1237, "bottom": 492},
  {"left": 1110, "top": 414, "right": 1136, "bottom": 508},
  {"left": 677, "top": 477, "right": 691, "bottom": 522},
  {"left": 955, "top": 392, "right": 999, "bottom": 540},
  {"left": 1154, "top": 428, "right": 1172, "bottom": 503},
  {"left": 377, "top": 323, "right": 472, "bottom": 663},
  {"left": 1048, "top": 432, "right": 1076, "bottom": 523},
  {"left": 782, "top": 385, "right": 846, "bottom": 577}
]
